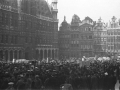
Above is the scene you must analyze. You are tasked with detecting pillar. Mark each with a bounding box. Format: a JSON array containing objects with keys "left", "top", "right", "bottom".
[
  {"left": 43, "top": 49, "right": 44, "bottom": 60},
  {"left": 22, "top": 50, "right": 24, "bottom": 59},
  {"left": 47, "top": 49, "right": 48, "bottom": 59},
  {"left": 56, "top": 49, "right": 58, "bottom": 59},
  {"left": 13, "top": 50, "right": 15, "bottom": 60},
  {"left": 39, "top": 49, "right": 40, "bottom": 60},
  {"left": 17, "top": 50, "right": 19, "bottom": 59},
  {"left": 8, "top": 50, "right": 10, "bottom": 62},
  {"left": 54, "top": 49, "right": 55, "bottom": 60},
  {"left": 51, "top": 49, "right": 52, "bottom": 59},
  {"left": 3, "top": 50, "right": 5, "bottom": 61}
]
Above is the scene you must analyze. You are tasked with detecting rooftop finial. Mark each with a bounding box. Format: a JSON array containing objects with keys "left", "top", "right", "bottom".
[
  {"left": 98, "top": 17, "right": 102, "bottom": 22},
  {"left": 112, "top": 16, "right": 116, "bottom": 22},
  {"left": 64, "top": 16, "right": 66, "bottom": 21}
]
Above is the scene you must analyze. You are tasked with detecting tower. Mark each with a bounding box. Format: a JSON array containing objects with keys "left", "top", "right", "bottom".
[
  {"left": 17, "top": 0, "right": 22, "bottom": 13},
  {"left": 51, "top": 0, "right": 58, "bottom": 19}
]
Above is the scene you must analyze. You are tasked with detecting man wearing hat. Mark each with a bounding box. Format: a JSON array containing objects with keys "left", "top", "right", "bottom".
[
  {"left": 32, "top": 75, "right": 42, "bottom": 90},
  {"left": 61, "top": 79, "right": 73, "bottom": 90},
  {"left": 6, "top": 82, "right": 14, "bottom": 90},
  {"left": 16, "top": 74, "right": 26, "bottom": 90}
]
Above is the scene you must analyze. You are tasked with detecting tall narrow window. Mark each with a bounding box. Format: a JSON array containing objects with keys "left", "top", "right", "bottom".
[
  {"left": 1, "top": 35, "right": 4, "bottom": 43},
  {"left": 6, "top": 35, "right": 8, "bottom": 43}
]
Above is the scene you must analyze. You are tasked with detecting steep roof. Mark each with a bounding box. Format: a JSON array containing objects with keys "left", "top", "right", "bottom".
[
  {"left": 71, "top": 14, "right": 81, "bottom": 26},
  {"left": 71, "top": 14, "right": 81, "bottom": 23},
  {"left": 84, "top": 16, "right": 93, "bottom": 23},
  {"left": 36, "top": 0, "right": 53, "bottom": 18}
]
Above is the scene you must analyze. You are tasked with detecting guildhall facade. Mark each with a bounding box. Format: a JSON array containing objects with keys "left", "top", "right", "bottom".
[{"left": 59, "top": 15, "right": 95, "bottom": 59}]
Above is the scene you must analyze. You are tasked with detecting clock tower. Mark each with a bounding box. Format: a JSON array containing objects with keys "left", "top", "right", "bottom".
[{"left": 51, "top": 0, "right": 58, "bottom": 19}]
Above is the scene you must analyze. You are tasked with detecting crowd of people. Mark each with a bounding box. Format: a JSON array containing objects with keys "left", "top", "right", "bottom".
[{"left": 0, "top": 59, "right": 120, "bottom": 90}]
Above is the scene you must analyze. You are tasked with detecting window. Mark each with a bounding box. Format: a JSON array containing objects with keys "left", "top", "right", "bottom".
[
  {"left": 1, "top": 35, "right": 4, "bottom": 43},
  {"left": 89, "top": 27, "right": 91, "bottom": 31},
  {"left": 6, "top": 35, "right": 8, "bottom": 43},
  {"left": 11, "top": 36, "right": 14, "bottom": 44},
  {"left": 2, "top": 11, "right": 5, "bottom": 26},
  {"left": 25, "top": 37, "right": 28, "bottom": 43},
  {"left": 85, "top": 27, "right": 88, "bottom": 31},
  {"left": 89, "top": 36, "right": 92, "bottom": 39},
  {"left": 15, "top": 36, "right": 18, "bottom": 44},
  {"left": 0, "top": 12, "right": 2, "bottom": 26}
]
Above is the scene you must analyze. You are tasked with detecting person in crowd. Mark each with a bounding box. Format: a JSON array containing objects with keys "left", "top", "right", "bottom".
[
  {"left": 0, "top": 58, "right": 120, "bottom": 90},
  {"left": 16, "top": 74, "right": 26, "bottom": 90},
  {"left": 61, "top": 79, "right": 73, "bottom": 90},
  {"left": 25, "top": 74, "right": 32, "bottom": 90},
  {"left": 32, "top": 75, "right": 42, "bottom": 90},
  {"left": 6, "top": 82, "right": 14, "bottom": 90}
]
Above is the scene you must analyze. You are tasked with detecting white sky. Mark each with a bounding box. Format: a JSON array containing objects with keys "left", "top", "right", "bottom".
[{"left": 47, "top": 0, "right": 120, "bottom": 26}]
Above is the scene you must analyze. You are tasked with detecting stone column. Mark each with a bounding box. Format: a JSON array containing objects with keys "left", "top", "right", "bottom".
[
  {"left": 20, "top": 51, "right": 23, "bottom": 59},
  {"left": 56, "top": 49, "right": 58, "bottom": 59},
  {"left": 17, "top": 50, "right": 19, "bottom": 59},
  {"left": 47, "top": 49, "right": 48, "bottom": 59},
  {"left": 51, "top": 49, "right": 52, "bottom": 59},
  {"left": 22, "top": 50, "right": 25, "bottom": 59},
  {"left": 39, "top": 49, "right": 40, "bottom": 60},
  {"left": 13, "top": 50, "right": 15, "bottom": 60},
  {"left": 3, "top": 50, "right": 5, "bottom": 61},
  {"left": 8, "top": 50, "right": 10, "bottom": 62},
  {"left": 54, "top": 49, "right": 55, "bottom": 60},
  {"left": 43, "top": 49, "right": 44, "bottom": 60}
]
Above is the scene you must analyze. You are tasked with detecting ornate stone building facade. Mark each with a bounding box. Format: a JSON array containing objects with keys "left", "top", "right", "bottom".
[
  {"left": 59, "top": 15, "right": 120, "bottom": 59},
  {"left": 106, "top": 16, "right": 120, "bottom": 55},
  {"left": 59, "top": 15, "right": 95, "bottom": 59},
  {"left": 93, "top": 18, "right": 107, "bottom": 56},
  {"left": 0, "top": 0, "right": 58, "bottom": 61}
]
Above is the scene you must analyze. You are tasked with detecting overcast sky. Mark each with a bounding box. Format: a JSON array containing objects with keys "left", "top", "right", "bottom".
[{"left": 47, "top": 0, "right": 120, "bottom": 26}]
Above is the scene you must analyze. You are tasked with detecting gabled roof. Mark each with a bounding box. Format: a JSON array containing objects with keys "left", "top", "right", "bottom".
[
  {"left": 71, "top": 14, "right": 81, "bottom": 23},
  {"left": 84, "top": 16, "right": 93, "bottom": 22},
  {"left": 80, "top": 16, "right": 94, "bottom": 26}
]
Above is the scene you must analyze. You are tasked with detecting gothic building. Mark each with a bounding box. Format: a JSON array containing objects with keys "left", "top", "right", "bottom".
[{"left": 0, "top": 0, "right": 58, "bottom": 61}]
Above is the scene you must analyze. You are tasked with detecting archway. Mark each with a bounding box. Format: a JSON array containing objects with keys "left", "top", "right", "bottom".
[
  {"left": 25, "top": 47, "right": 31, "bottom": 60},
  {"left": 55, "top": 49, "right": 58, "bottom": 59},
  {"left": 5, "top": 50, "right": 8, "bottom": 61},
  {"left": 14, "top": 50, "right": 17, "bottom": 60},
  {"left": 40, "top": 50, "right": 43, "bottom": 61},
  {"left": 35, "top": 50, "right": 39, "bottom": 60},
  {"left": 44, "top": 50, "right": 47, "bottom": 59},
  {"left": 10, "top": 50, "right": 13, "bottom": 61},
  {"left": 52, "top": 50, "right": 54, "bottom": 59},
  {"left": 0, "top": 50, "right": 3, "bottom": 61},
  {"left": 25, "top": 52, "right": 29, "bottom": 60},
  {"left": 48, "top": 50, "right": 51, "bottom": 59},
  {"left": 19, "top": 50, "right": 22, "bottom": 59}
]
